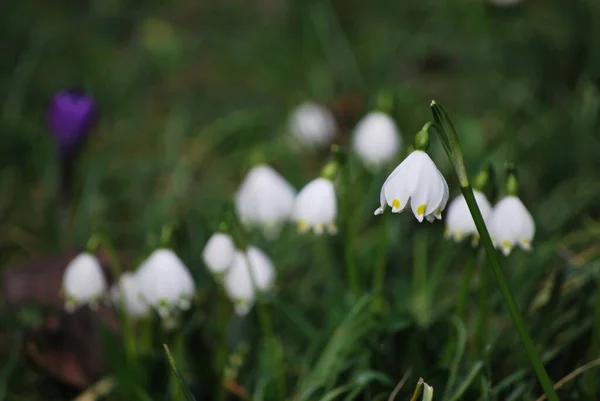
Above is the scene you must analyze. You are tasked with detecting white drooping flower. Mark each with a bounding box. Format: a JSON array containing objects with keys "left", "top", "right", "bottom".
[
  {"left": 289, "top": 102, "right": 336, "bottom": 147},
  {"left": 352, "top": 111, "right": 402, "bottom": 170},
  {"left": 488, "top": 196, "right": 535, "bottom": 256},
  {"left": 235, "top": 164, "right": 296, "bottom": 235},
  {"left": 292, "top": 177, "right": 337, "bottom": 234},
  {"left": 202, "top": 232, "right": 235, "bottom": 275},
  {"left": 111, "top": 272, "right": 151, "bottom": 318},
  {"left": 223, "top": 246, "right": 276, "bottom": 316},
  {"left": 445, "top": 190, "right": 492, "bottom": 242},
  {"left": 62, "top": 252, "right": 107, "bottom": 312},
  {"left": 374, "top": 150, "right": 449, "bottom": 222},
  {"left": 136, "top": 249, "right": 195, "bottom": 318}
]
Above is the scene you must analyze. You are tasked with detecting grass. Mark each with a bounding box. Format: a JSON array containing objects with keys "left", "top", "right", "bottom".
[{"left": 2, "top": 0, "right": 600, "bottom": 400}]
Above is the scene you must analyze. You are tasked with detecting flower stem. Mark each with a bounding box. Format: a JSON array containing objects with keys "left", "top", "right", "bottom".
[
  {"left": 461, "top": 185, "right": 558, "bottom": 401},
  {"left": 455, "top": 255, "right": 477, "bottom": 320},
  {"left": 243, "top": 254, "right": 286, "bottom": 399},
  {"left": 430, "top": 101, "right": 559, "bottom": 401},
  {"left": 475, "top": 255, "right": 490, "bottom": 356},
  {"left": 371, "top": 212, "right": 389, "bottom": 313}
]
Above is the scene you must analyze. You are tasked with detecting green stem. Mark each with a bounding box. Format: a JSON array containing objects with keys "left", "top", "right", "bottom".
[
  {"left": 216, "top": 288, "right": 230, "bottom": 401},
  {"left": 461, "top": 186, "right": 558, "bottom": 401},
  {"left": 476, "top": 255, "right": 490, "bottom": 356},
  {"left": 456, "top": 255, "right": 477, "bottom": 320},
  {"left": 588, "top": 275, "right": 600, "bottom": 396},
  {"left": 371, "top": 212, "right": 389, "bottom": 313},
  {"left": 430, "top": 102, "right": 559, "bottom": 401},
  {"left": 243, "top": 254, "right": 286, "bottom": 399},
  {"left": 341, "top": 169, "right": 360, "bottom": 301}
]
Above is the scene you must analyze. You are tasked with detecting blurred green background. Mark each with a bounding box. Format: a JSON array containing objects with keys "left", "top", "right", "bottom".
[{"left": 2, "top": 0, "right": 600, "bottom": 400}]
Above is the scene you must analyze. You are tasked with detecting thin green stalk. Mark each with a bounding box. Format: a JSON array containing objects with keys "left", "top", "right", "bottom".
[
  {"left": 476, "top": 256, "right": 490, "bottom": 356},
  {"left": 461, "top": 186, "right": 558, "bottom": 401},
  {"left": 215, "top": 287, "right": 230, "bottom": 401},
  {"left": 588, "top": 276, "right": 600, "bottom": 396},
  {"left": 455, "top": 255, "right": 477, "bottom": 320},
  {"left": 341, "top": 168, "right": 360, "bottom": 300},
  {"left": 371, "top": 212, "right": 389, "bottom": 313},
  {"left": 431, "top": 101, "right": 559, "bottom": 401},
  {"left": 243, "top": 254, "right": 286, "bottom": 399}
]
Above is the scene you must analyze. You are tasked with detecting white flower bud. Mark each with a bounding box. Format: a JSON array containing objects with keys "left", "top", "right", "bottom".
[
  {"left": 202, "top": 232, "right": 235, "bottom": 275},
  {"left": 235, "top": 164, "right": 296, "bottom": 236},
  {"left": 111, "top": 272, "right": 150, "bottom": 318},
  {"left": 223, "top": 247, "right": 275, "bottom": 316},
  {"left": 62, "top": 252, "right": 107, "bottom": 312},
  {"left": 292, "top": 177, "right": 337, "bottom": 234},
  {"left": 289, "top": 102, "right": 336, "bottom": 147},
  {"left": 352, "top": 111, "right": 402, "bottom": 170},
  {"left": 136, "top": 249, "right": 195, "bottom": 318},
  {"left": 488, "top": 196, "right": 535, "bottom": 256}
]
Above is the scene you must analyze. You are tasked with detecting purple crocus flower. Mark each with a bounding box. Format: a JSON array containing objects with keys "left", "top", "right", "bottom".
[
  {"left": 48, "top": 88, "right": 97, "bottom": 155},
  {"left": 47, "top": 88, "right": 97, "bottom": 208}
]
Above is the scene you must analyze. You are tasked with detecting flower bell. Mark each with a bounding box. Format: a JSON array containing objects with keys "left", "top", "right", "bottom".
[
  {"left": 202, "top": 232, "right": 236, "bottom": 275},
  {"left": 136, "top": 249, "right": 195, "bottom": 318},
  {"left": 111, "top": 272, "right": 150, "bottom": 318},
  {"left": 62, "top": 252, "right": 107, "bottom": 312},
  {"left": 292, "top": 161, "right": 338, "bottom": 234},
  {"left": 235, "top": 164, "right": 296, "bottom": 235},
  {"left": 445, "top": 191, "right": 492, "bottom": 242},
  {"left": 374, "top": 128, "right": 449, "bottom": 222},
  {"left": 48, "top": 88, "right": 97, "bottom": 156},
  {"left": 289, "top": 102, "right": 336, "bottom": 147},
  {"left": 488, "top": 172, "right": 534, "bottom": 255},
  {"left": 352, "top": 111, "right": 402, "bottom": 170},
  {"left": 223, "top": 246, "right": 276, "bottom": 316}
]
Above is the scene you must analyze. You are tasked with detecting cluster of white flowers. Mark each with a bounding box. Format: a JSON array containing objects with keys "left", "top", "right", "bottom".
[
  {"left": 61, "top": 248, "right": 195, "bottom": 319},
  {"left": 202, "top": 232, "right": 276, "bottom": 316},
  {"left": 444, "top": 192, "right": 535, "bottom": 256}
]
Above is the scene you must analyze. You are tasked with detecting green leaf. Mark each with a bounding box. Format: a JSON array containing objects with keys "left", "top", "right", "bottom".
[{"left": 163, "top": 344, "right": 197, "bottom": 401}]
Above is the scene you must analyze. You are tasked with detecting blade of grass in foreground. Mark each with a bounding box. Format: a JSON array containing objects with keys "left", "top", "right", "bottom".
[{"left": 164, "top": 344, "right": 197, "bottom": 401}]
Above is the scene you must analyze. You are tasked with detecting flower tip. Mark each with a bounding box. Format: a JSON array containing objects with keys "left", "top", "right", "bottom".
[
  {"left": 430, "top": 100, "right": 437, "bottom": 106},
  {"left": 374, "top": 207, "right": 384, "bottom": 215}
]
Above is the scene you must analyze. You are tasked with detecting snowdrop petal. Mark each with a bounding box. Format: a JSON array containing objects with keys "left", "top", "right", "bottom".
[
  {"left": 352, "top": 112, "right": 402, "bottom": 169},
  {"left": 62, "top": 253, "right": 107, "bottom": 310},
  {"left": 445, "top": 190, "right": 492, "bottom": 241},
  {"left": 223, "top": 246, "right": 276, "bottom": 314},
  {"left": 293, "top": 178, "right": 337, "bottom": 234},
  {"left": 137, "top": 249, "right": 195, "bottom": 317},
  {"left": 111, "top": 272, "right": 150, "bottom": 318},
  {"left": 289, "top": 102, "right": 336, "bottom": 147},
  {"left": 376, "top": 150, "right": 448, "bottom": 222},
  {"left": 202, "top": 233, "right": 235, "bottom": 274},
  {"left": 235, "top": 165, "right": 296, "bottom": 232},
  {"left": 488, "top": 196, "right": 535, "bottom": 255}
]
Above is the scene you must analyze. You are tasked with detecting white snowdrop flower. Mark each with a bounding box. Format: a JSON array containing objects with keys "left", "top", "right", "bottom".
[
  {"left": 62, "top": 252, "right": 107, "bottom": 312},
  {"left": 488, "top": 196, "right": 535, "bottom": 256},
  {"left": 292, "top": 177, "right": 337, "bottom": 234},
  {"left": 289, "top": 102, "right": 336, "bottom": 147},
  {"left": 223, "top": 247, "right": 276, "bottom": 316},
  {"left": 136, "top": 249, "right": 196, "bottom": 318},
  {"left": 374, "top": 150, "right": 449, "bottom": 222},
  {"left": 445, "top": 191, "right": 492, "bottom": 242},
  {"left": 202, "top": 232, "right": 235, "bottom": 275},
  {"left": 352, "top": 111, "right": 402, "bottom": 170},
  {"left": 235, "top": 164, "right": 296, "bottom": 236},
  {"left": 111, "top": 272, "right": 150, "bottom": 318}
]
